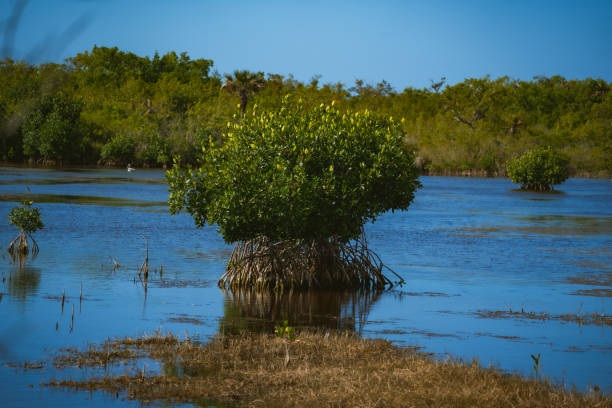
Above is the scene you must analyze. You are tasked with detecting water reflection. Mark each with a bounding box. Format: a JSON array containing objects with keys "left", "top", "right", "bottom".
[
  {"left": 3, "top": 266, "right": 41, "bottom": 300},
  {"left": 219, "top": 289, "right": 381, "bottom": 334}
]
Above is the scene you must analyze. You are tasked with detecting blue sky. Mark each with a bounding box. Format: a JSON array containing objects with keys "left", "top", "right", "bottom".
[{"left": 2, "top": 0, "right": 611, "bottom": 90}]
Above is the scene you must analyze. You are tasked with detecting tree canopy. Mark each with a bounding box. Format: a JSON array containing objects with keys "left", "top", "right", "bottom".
[
  {"left": 22, "top": 91, "right": 85, "bottom": 164},
  {"left": 167, "top": 97, "right": 421, "bottom": 244},
  {"left": 222, "top": 70, "right": 266, "bottom": 115},
  {"left": 0, "top": 47, "right": 611, "bottom": 177},
  {"left": 8, "top": 200, "right": 44, "bottom": 234}
]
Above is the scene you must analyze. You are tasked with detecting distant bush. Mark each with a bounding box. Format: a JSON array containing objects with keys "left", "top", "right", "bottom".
[
  {"left": 140, "top": 134, "right": 170, "bottom": 166},
  {"left": 506, "top": 147, "right": 570, "bottom": 191},
  {"left": 22, "top": 91, "right": 85, "bottom": 164},
  {"left": 101, "top": 134, "right": 136, "bottom": 165}
]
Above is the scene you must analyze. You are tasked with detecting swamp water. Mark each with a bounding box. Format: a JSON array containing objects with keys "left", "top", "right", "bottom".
[{"left": 0, "top": 167, "right": 610, "bottom": 407}]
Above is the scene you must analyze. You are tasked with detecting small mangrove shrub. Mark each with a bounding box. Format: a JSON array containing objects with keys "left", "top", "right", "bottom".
[
  {"left": 274, "top": 320, "right": 296, "bottom": 366},
  {"left": 167, "top": 96, "right": 421, "bottom": 290},
  {"left": 531, "top": 353, "right": 541, "bottom": 378},
  {"left": 7, "top": 200, "right": 44, "bottom": 263},
  {"left": 506, "top": 147, "right": 570, "bottom": 191},
  {"left": 275, "top": 320, "right": 296, "bottom": 342}
]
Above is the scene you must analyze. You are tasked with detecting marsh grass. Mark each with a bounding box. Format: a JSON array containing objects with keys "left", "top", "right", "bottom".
[{"left": 45, "top": 331, "right": 610, "bottom": 407}]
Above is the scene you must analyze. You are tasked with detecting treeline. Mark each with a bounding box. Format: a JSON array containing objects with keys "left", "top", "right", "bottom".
[{"left": 1, "top": 46, "right": 610, "bottom": 175}]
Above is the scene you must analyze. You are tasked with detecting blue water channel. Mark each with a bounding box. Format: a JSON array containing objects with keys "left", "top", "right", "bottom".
[{"left": 0, "top": 167, "right": 610, "bottom": 407}]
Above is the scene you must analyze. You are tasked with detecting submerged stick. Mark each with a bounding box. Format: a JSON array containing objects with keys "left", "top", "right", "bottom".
[
  {"left": 70, "top": 304, "right": 74, "bottom": 333},
  {"left": 139, "top": 239, "right": 149, "bottom": 281},
  {"left": 110, "top": 257, "right": 120, "bottom": 273}
]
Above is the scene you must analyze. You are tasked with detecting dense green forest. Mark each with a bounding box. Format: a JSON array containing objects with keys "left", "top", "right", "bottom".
[{"left": 1, "top": 46, "right": 610, "bottom": 175}]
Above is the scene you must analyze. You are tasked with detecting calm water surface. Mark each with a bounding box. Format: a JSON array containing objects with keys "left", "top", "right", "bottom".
[{"left": 0, "top": 167, "right": 610, "bottom": 407}]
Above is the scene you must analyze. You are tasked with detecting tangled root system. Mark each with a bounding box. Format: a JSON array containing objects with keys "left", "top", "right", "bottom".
[
  {"left": 7, "top": 231, "right": 39, "bottom": 265},
  {"left": 219, "top": 231, "right": 404, "bottom": 291}
]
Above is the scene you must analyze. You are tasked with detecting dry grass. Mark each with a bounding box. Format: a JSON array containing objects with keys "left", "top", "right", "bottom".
[{"left": 45, "top": 330, "right": 611, "bottom": 407}]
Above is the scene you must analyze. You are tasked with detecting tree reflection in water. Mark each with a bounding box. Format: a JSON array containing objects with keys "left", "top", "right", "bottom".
[
  {"left": 4, "top": 266, "right": 41, "bottom": 300},
  {"left": 219, "top": 289, "right": 381, "bottom": 334}
]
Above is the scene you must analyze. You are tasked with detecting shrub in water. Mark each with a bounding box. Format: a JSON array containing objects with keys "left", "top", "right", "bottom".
[
  {"left": 7, "top": 200, "right": 44, "bottom": 264},
  {"left": 167, "top": 96, "right": 421, "bottom": 290},
  {"left": 506, "top": 147, "right": 570, "bottom": 191}
]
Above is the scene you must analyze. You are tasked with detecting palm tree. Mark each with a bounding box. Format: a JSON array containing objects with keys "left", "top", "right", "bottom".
[{"left": 222, "top": 70, "right": 266, "bottom": 116}]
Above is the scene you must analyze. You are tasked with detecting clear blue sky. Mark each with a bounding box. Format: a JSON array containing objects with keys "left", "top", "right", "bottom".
[{"left": 2, "top": 0, "right": 612, "bottom": 90}]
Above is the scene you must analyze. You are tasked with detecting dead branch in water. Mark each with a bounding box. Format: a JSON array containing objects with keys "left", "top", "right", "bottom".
[
  {"left": 138, "top": 239, "right": 149, "bottom": 281},
  {"left": 110, "top": 257, "right": 120, "bottom": 273}
]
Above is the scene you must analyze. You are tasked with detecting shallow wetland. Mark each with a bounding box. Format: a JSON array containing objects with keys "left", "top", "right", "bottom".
[{"left": 0, "top": 167, "right": 610, "bottom": 406}]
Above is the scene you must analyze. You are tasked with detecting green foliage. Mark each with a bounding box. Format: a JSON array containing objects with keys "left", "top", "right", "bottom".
[
  {"left": 506, "top": 147, "right": 570, "bottom": 191},
  {"left": 22, "top": 91, "right": 85, "bottom": 163},
  {"left": 223, "top": 70, "right": 266, "bottom": 114},
  {"left": 167, "top": 97, "right": 421, "bottom": 243},
  {"left": 140, "top": 134, "right": 170, "bottom": 166},
  {"left": 100, "top": 133, "right": 136, "bottom": 165},
  {"left": 0, "top": 48, "right": 610, "bottom": 176},
  {"left": 8, "top": 200, "right": 43, "bottom": 234},
  {"left": 275, "top": 321, "right": 296, "bottom": 342}
]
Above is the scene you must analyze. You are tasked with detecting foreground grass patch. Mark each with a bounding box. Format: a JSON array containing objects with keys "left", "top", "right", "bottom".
[{"left": 46, "top": 331, "right": 610, "bottom": 407}]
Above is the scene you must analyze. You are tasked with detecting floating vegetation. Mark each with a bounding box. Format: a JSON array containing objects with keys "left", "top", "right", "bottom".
[
  {"left": 166, "top": 315, "right": 207, "bottom": 326},
  {"left": 220, "top": 233, "right": 405, "bottom": 291},
  {"left": 43, "top": 331, "right": 610, "bottom": 407},
  {"left": 452, "top": 215, "right": 612, "bottom": 238},
  {"left": 567, "top": 259, "right": 612, "bottom": 273},
  {"left": 401, "top": 328, "right": 462, "bottom": 339},
  {"left": 565, "top": 273, "right": 612, "bottom": 287},
  {"left": 457, "top": 222, "right": 612, "bottom": 237},
  {"left": 153, "top": 279, "right": 212, "bottom": 289},
  {"left": 367, "top": 327, "right": 463, "bottom": 340},
  {"left": 391, "top": 290, "right": 459, "bottom": 298},
  {"left": 569, "top": 288, "right": 612, "bottom": 298},
  {"left": 473, "top": 332, "right": 528, "bottom": 342},
  {"left": 474, "top": 309, "right": 611, "bottom": 327},
  {"left": 174, "top": 248, "right": 233, "bottom": 262}
]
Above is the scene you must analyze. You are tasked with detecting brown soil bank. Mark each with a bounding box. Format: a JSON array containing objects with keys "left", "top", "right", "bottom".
[{"left": 46, "top": 331, "right": 610, "bottom": 407}]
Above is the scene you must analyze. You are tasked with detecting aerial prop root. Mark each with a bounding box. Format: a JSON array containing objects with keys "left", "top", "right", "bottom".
[
  {"left": 218, "top": 230, "right": 404, "bottom": 291},
  {"left": 7, "top": 231, "right": 39, "bottom": 262}
]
